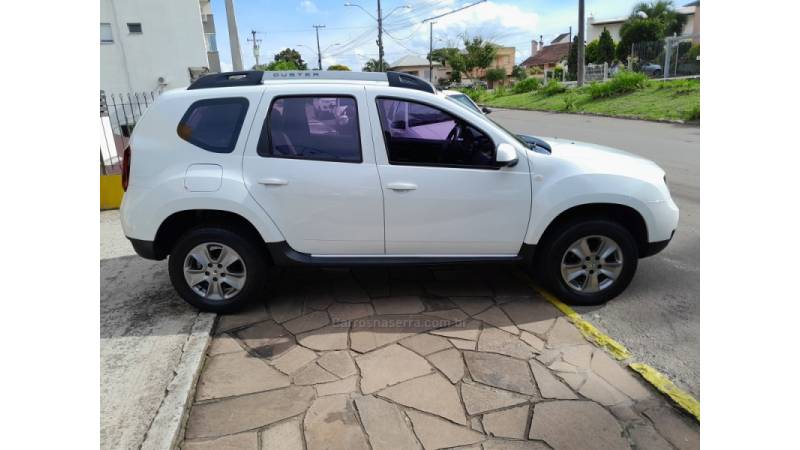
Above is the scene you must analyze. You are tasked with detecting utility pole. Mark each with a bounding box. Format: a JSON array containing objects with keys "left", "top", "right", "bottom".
[
  {"left": 247, "top": 30, "right": 261, "bottom": 67},
  {"left": 224, "top": 0, "right": 244, "bottom": 70},
  {"left": 313, "top": 25, "right": 326, "bottom": 70},
  {"left": 377, "top": 0, "right": 384, "bottom": 71},
  {"left": 577, "top": 0, "right": 585, "bottom": 86},
  {"left": 428, "top": 21, "right": 435, "bottom": 82}
]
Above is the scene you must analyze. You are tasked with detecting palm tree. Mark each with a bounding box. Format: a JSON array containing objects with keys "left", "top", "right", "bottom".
[
  {"left": 362, "top": 58, "right": 382, "bottom": 72},
  {"left": 629, "top": 1, "right": 687, "bottom": 37}
]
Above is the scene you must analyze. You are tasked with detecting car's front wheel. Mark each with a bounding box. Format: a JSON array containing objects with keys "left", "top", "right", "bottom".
[
  {"left": 168, "top": 227, "right": 267, "bottom": 313},
  {"left": 537, "top": 219, "right": 638, "bottom": 306}
]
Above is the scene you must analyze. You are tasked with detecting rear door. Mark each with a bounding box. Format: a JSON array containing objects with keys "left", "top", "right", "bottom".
[{"left": 242, "top": 85, "right": 384, "bottom": 255}]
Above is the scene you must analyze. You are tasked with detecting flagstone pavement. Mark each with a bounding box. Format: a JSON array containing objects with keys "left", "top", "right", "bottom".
[{"left": 181, "top": 265, "right": 699, "bottom": 450}]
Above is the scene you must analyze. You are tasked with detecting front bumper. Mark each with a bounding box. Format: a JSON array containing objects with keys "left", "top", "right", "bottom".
[{"left": 642, "top": 230, "right": 674, "bottom": 258}]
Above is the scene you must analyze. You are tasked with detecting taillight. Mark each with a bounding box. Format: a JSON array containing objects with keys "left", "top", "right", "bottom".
[{"left": 121, "top": 145, "right": 131, "bottom": 191}]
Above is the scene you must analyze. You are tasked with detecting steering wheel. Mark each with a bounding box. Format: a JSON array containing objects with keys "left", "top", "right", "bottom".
[{"left": 440, "top": 123, "right": 461, "bottom": 163}]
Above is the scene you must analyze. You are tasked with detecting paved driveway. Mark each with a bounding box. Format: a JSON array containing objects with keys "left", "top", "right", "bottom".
[
  {"left": 490, "top": 109, "right": 700, "bottom": 398},
  {"left": 182, "top": 267, "right": 698, "bottom": 450}
]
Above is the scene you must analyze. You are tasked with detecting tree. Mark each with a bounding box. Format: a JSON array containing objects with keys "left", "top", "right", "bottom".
[
  {"left": 362, "top": 58, "right": 382, "bottom": 72},
  {"left": 585, "top": 40, "right": 600, "bottom": 65},
  {"left": 327, "top": 64, "right": 351, "bottom": 71},
  {"left": 617, "top": 19, "right": 664, "bottom": 61},
  {"left": 254, "top": 60, "right": 299, "bottom": 71},
  {"left": 430, "top": 47, "right": 465, "bottom": 82},
  {"left": 511, "top": 65, "right": 528, "bottom": 80},
  {"left": 485, "top": 68, "right": 506, "bottom": 88},
  {"left": 567, "top": 36, "right": 579, "bottom": 80},
  {"left": 273, "top": 48, "right": 307, "bottom": 70},
  {"left": 629, "top": 0, "right": 687, "bottom": 37},
  {"left": 462, "top": 36, "right": 496, "bottom": 79},
  {"left": 597, "top": 28, "right": 615, "bottom": 64}
]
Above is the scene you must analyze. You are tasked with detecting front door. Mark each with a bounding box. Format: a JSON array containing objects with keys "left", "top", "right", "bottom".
[
  {"left": 370, "top": 95, "right": 532, "bottom": 255},
  {"left": 242, "top": 86, "right": 384, "bottom": 255}
]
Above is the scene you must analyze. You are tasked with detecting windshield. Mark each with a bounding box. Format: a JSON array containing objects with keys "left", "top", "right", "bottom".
[{"left": 446, "top": 93, "right": 482, "bottom": 114}]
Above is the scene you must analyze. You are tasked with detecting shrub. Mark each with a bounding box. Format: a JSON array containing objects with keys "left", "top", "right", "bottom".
[
  {"left": 541, "top": 79, "right": 566, "bottom": 96},
  {"left": 511, "top": 77, "right": 541, "bottom": 94},
  {"left": 587, "top": 70, "right": 648, "bottom": 99},
  {"left": 563, "top": 92, "right": 578, "bottom": 111},
  {"left": 685, "top": 104, "right": 700, "bottom": 121},
  {"left": 461, "top": 86, "right": 487, "bottom": 103},
  {"left": 493, "top": 85, "right": 508, "bottom": 97}
]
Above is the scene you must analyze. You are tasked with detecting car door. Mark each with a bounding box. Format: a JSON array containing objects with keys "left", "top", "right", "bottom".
[
  {"left": 367, "top": 90, "right": 532, "bottom": 255},
  {"left": 242, "top": 85, "right": 384, "bottom": 255}
]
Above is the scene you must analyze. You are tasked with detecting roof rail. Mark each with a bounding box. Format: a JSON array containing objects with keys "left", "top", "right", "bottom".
[
  {"left": 187, "top": 70, "right": 436, "bottom": 94},
  {"left": 187, "top": 71, "right": 264, "bottom": 90}
]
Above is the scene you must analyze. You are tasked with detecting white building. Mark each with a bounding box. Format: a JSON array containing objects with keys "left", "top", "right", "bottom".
[
  {"left": 587, "top": 4, "right": 697, "bottom": 43},
  {"left": 100, "top": 0, "right": 221, "bottom": 95}
]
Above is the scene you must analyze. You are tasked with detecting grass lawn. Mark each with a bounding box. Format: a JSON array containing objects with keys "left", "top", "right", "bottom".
[{"left": 482, "top": 78, "right": 700, "bottom": 122}]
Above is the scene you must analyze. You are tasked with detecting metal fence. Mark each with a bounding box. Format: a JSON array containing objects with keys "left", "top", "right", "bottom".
[
  {"left": 100, "top": 90, "right": 159, "bottom": 174},
  {"left": 630, "top": 35, "right": 700, "bottom": 79}
]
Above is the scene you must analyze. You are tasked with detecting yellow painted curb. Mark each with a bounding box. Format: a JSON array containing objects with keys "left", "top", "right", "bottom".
[
  {"left": 535, "top": 288, "right": 633, "bottom": 361},
  {"left": 524, "top": 281, "right": 700, "bottom": 421},
  {"left": 630, "top": 362, "right": 700, "bottom": 421},
  {"left": 100, "top": 175, "right": 124, "bottom": 210}
]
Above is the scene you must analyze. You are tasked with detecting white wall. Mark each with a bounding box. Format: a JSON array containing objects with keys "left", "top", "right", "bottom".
[{"left": 100, "top": 0, "right": 209, "bottom": 95}]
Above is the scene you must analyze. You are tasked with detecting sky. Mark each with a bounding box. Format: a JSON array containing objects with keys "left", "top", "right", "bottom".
[{"left": 210, "top": 0, "right": 650, "bottom": 72}]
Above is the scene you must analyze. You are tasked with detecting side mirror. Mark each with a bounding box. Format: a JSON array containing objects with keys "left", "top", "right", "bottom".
[
  {"left": 495, "top": 143, "right": 518, "bottom": 167},
  {"left": 482, "top": 106, "right": 492, "bottom": 114}
]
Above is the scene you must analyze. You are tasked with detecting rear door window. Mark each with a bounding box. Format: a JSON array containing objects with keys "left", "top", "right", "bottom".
[
  {"left": 177, "top": 98, "right": 249, "bottom": 153},
  {"left": 258, "top": 96, "right": 361, "bottom": 163}
]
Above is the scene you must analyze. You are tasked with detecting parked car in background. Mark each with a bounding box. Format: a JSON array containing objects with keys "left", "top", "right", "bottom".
[
  {"left": 641, "top": 63, "right": 663, "bottom": 77},
  {"left": 121, "top": 71, "right": 678, "bottom": 312}
]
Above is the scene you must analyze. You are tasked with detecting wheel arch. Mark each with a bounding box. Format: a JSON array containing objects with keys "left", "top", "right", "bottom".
[
  {"left": 533, "top": 203, "right": 650, "bottom": 258},
  {"left": 152, "top": 209, "right": 269, "bottom": 260}
]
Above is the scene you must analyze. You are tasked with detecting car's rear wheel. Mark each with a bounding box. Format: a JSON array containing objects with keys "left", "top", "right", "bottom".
[
  {"left": 168, "top": 227, "right": 266, "bottom": 313},
  {"left": 537, "top": 219, "right": 638, "bottom": 306}
]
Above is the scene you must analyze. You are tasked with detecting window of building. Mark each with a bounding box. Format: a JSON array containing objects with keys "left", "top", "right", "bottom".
[
  {"left": 127, "top": 23, "right": 143, "bottom": 34},
  {"left": 376, "top": 98, "right": 495, "bottom": 168},
  {"left": 177, "top": 98, "right": 249, "bottom": 153},
  {"left": 100, "top": 23, "right": 113, "bottom": 43},
  {"left": 258, "top": 96, "right": 361, "bottom": 163}
]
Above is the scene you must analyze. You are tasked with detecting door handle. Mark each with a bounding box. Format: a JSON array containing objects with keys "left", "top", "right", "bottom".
[
  {"left": 258, "top": 178, "right": 288, "bottom": 186},
  {"left": 386, "top": 182, "right": 417, "bottom": 191}
]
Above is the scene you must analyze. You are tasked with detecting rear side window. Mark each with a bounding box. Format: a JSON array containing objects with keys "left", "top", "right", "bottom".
[
  {"left": 177, "top": 98, "right": 249, "bottom": 153},
  {"left": 258, "top": 96, "right": 361, "bottom": 163}
]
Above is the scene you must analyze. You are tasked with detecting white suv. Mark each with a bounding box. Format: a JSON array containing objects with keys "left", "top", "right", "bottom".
[{"left": 120, "top": 71, "right": 678, "bottom": 312}]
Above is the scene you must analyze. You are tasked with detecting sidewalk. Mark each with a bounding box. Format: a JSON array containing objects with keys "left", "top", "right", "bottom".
[
  {"left": 182, "top": 266, "right": 699, "bottom": 450},
  {"left": 101, "top": 211, "right": 214, "bottom": 449}
]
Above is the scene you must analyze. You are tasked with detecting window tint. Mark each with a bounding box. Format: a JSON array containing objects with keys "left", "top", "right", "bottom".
[
  {"left": 177, "top": 98, "right": 249, "bottom": 153},
  {"left": 376, "top": 98, "right": 495, "bottom": 168},
  {"left": 258, "top": 96, "right": 361, "bottom": 163},
  {"left": 127, "top": 23, "right": 142, "bottom": 33},
  {"left": 100, "top": 23, "right": 113, "bottom": 43}
]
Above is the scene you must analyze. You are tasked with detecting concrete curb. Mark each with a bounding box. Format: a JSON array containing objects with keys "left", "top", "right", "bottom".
[{"left": 140, "top": 312, "right": 216, "bottom": 450}]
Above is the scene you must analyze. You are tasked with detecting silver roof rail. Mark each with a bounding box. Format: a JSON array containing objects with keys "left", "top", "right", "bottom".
[{"left": 189, "top": 70, "right": 436, "bottom": 94}]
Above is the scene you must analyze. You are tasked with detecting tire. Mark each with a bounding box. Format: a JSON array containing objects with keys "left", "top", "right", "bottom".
[
  {"left": 536, "top": 219, "right": 638, "bottom": 306},
  {"left": 168, "top": 226, "right": 267, "bottom": 313}
]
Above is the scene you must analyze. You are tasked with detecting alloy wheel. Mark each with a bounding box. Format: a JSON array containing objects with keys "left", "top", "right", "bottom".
[
  {"left": 183, "top": 242, "right": 247, "bottom": 301},
  {"left": 560, "top": 235, "right": 624, "bottom": 293}
]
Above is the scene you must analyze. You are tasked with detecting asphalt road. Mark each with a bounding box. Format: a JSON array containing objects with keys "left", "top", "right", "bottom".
[{"left": 491, "top": 109, "right": 700, "bottom": 398}]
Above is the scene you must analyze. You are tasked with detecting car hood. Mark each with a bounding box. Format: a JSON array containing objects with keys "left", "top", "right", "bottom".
[{"left": 534, "top": 136, "right": 664, "bottom": 179}]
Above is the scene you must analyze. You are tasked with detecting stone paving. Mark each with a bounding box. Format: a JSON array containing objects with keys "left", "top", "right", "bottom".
[{"left": 181, "top": 266, "right": 699, "bottom": 450}]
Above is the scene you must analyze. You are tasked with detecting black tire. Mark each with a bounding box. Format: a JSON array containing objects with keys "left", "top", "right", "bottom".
[
  {"left": 168, "top": 226, "right": 267, "bottom": 313},
  {"left": 536, "top": 219, "right": 638, "bottom": 306}
]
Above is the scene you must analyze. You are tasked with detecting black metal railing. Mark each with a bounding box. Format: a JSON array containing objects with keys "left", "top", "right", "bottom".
[{"left": 100, "top": 90, "right": 160, "bottom": 174}]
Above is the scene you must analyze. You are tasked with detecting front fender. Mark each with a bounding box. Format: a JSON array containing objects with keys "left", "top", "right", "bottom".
[{"left": 524, "top": 173, "right": 661, "bottom": 245}]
